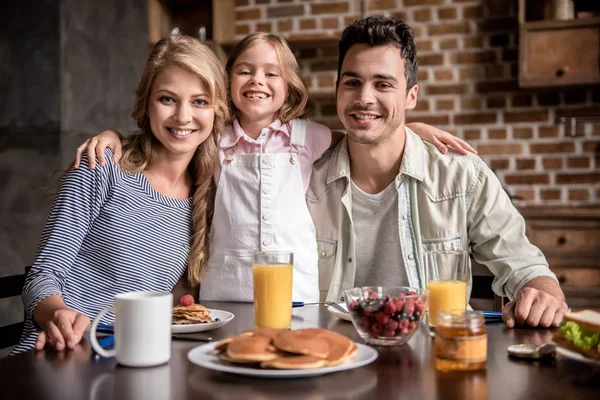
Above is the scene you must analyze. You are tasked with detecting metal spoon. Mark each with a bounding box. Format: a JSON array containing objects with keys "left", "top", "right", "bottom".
[{"left": 507, "top": 343, "right": 556, "bottom": 360}]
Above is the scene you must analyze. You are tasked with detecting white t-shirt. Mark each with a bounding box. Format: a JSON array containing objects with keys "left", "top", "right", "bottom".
[{"left": 351, "top": 179, "right": 409, "bottom": 288}]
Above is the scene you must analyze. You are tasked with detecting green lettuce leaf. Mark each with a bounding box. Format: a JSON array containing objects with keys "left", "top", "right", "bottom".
[{"left": 559, "top": 321, "right": 600, "bottom": 351}]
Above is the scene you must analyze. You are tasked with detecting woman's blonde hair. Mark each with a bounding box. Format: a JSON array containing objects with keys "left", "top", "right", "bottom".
[
  {"left": 121, "top": 35, "right": 229, "bottom": 286},
  {"left": 225, "top": 32, "right": 313, "bottom": 124}
]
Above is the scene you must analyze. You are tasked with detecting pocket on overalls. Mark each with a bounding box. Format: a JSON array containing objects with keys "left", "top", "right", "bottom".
[
  {"left": 201, "top": 250, "right": 254, "bottom": 302},
  {"left": 291, "top": 246, "right": 320, "bottom": 302}
]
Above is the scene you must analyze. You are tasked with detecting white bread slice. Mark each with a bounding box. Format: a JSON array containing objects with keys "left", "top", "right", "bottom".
[{"left": 562, "top": 310, "right": 600, "bottom": 332}]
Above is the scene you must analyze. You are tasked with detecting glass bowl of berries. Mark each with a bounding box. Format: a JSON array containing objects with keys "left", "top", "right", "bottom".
[{"left": 344, "top": 286, "right": 429, "bottom": 346}]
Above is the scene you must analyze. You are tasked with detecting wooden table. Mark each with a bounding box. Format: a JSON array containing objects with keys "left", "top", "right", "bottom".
[{"left": 1, "top": 302, "right": 598, "bottom": 400}]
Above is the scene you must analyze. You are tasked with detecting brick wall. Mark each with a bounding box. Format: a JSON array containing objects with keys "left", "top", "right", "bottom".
[{"left": 233, "top": 0, "right": 600, "bottom": 206}]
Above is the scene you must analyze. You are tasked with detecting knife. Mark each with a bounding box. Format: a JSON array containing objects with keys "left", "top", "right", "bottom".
[{"left": 172, "top": 333, "right": 213, "bottom": 342}]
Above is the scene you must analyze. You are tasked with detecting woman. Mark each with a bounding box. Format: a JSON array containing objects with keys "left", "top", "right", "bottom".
[{"left": 13, "top": 35, "right": 228, "bottom": 353}]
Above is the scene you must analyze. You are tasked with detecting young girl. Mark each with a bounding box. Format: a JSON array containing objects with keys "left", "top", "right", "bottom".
[
  {"left": 13, "top": 35, "right": 228, "bottom": 353},
  {"left": 75, "top": 33, "right": 475, "bottom": 303}
]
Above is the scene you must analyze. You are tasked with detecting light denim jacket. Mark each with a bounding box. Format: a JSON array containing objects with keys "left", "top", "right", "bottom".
[{"left": 306, "top": 127, "right": 557, "bottom": 303}]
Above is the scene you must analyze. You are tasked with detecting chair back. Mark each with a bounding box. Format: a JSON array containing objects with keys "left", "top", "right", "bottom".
[
  {"left": 0, "top": 267, "right": 29, "bottom": 350},
  {"left": 470, "top": 258, "right": 506, "bottom": 312}
]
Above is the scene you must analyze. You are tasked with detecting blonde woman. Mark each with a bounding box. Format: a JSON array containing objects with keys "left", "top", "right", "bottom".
[{"left": 13, "top": 35, "right": 228, "bottom": 353}]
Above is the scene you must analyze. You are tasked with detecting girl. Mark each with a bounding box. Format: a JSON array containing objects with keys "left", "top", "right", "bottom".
[
  {"left": 75, "top": 33, "right": 475, "bottom": 303},
  {"left": 13, "top": 35, "right": 228, "bottom": 353}
]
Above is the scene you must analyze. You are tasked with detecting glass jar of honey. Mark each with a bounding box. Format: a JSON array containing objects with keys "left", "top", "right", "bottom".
[{"left": 434, "top": 310, "right": 487, "bottom": 372}]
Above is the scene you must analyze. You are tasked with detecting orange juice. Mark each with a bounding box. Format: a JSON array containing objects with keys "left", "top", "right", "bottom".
[
  {"left": 427, "top": 280, "right": 467, "bottom": 327},
  {"left": 253, "top": 263, "right": 293, "bottom": 329}
]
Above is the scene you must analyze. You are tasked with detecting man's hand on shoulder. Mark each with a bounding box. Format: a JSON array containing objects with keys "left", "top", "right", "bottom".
[{"left": 502, "top": 276, "right": 568, "bottom": 328}]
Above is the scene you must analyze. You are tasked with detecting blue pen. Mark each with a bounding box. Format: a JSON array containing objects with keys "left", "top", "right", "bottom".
[
  {"left": 97, "top": 323, "right": 114, "bottom": 332},
  {"left": 482, "top": 311, "right": 503, "bottom": 319},
  {"left": 91, "top": 335, "right": 115, "bottom": 359},
  {"left": 292, "top": 301, "right": 333, "bottom": 307},
  {"left": 98, "top": 335, "right": 115, "bottom": 348}
]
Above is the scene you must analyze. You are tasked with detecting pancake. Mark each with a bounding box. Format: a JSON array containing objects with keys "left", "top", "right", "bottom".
[
  {"left": 226, "top": 335, "right": 278, "bottom": 363},
  {"left": 301, "top": 328, "right": 355, "bottom": 366},
  {"left": 272, "top": 329, "right": 330, "bottom": 359},
  {"left": 346, "top": 343, "right": 358, "bottom": 359},
  {"left": 214, "top": 331, "right": 254, "bottom": 353},
  {"left": 261, "top": 355, "right": 327, "bottom": 370},
  {"left": 219, "top": 353, "right": 260, "bottom": 364},
  {"left": 172, "top": 303, "right": 212, "bottom": 324}
]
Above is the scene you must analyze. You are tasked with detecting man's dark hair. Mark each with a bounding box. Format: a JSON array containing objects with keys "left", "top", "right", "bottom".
[{"left": 337, "top": 15, "right": 418, "bottom": 92}]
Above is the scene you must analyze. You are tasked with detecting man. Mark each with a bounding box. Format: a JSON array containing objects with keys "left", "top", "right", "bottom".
[{"left": 306, "top": 15, "right": 567, "bottom": 328}]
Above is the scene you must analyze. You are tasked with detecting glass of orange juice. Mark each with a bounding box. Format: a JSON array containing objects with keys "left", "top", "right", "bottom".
[
  {"left": 252, "top": 251, "right": 293, "bottom": 329},
  {"left": 424, "top": 250, "right": 469, "bottom": 327}
]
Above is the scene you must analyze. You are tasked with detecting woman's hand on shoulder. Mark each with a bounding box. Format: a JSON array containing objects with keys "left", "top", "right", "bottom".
[
  {"left": 35, "top": 308, "right": 90, "bottom": 351},
  {"left": 407, "top": 122, "right": 477, "bottom": 155},
  {"left": 74, "top": 129, "right": 124, "bottom": 170}
]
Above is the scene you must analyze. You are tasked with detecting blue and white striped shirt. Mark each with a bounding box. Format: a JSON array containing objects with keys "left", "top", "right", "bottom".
[{"left": 13, "top": 149, "right": 191, "bottom": 353}]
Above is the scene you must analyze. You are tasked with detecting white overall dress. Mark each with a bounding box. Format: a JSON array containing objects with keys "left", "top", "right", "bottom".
[{"left": 200, "top": 119, "right": 320, "bottom": 302}]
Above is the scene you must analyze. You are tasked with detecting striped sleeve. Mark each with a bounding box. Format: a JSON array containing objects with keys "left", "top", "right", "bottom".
[{"left": 22, "top": 150, "right": 114, "bottom": 320}]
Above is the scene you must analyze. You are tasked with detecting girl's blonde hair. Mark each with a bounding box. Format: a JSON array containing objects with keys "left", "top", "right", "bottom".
[
  {"left": 225, "top": 32, "right": 313, "bottom": 124},
  {"left": 121, "top": 35, "right": 229, "bottom": 286}
]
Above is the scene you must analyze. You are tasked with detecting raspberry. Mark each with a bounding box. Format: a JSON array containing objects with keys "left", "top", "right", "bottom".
[
  {"left": 382, "top": 329, "right": 396, "bottom": 338},
  {"left": 404, "top": 298, "right": 415, "bottom": 314},
  {"left": 408, "top": 321, "right": 417, "bottom": 331},
  {"left": 180, "top": 294, "right": 195, "bottom": 306},
  {"left": 370, "top": 323, "right": 383, "bottom": 335},
  {"left": 414, "top": 300, "right": 425, "bottom": 313},
  {"left": 385, "top": 319, "right": 399, "bottom": 331},
  {"left": 400, "top": 319, "right": 410, "bottom": 329},
  {"left": 375, "top": 311, "right": 389, "bottom": 325},
  {"left": 360, "top": 316, "right": 370, "bottom": 329},
  {"left": 394, "top": 298, "right": 404, "bottom": 312},
  {"left": 383, "top": 301, "right": 397, "bottom": 315}
]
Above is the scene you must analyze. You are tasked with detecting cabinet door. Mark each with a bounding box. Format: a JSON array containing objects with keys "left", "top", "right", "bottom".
[{"left": 519, "top": 20, "right": 600, "bottom": 87}]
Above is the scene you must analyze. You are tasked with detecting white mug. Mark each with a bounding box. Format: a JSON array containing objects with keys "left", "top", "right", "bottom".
[{"left": 90, "top": 291, "right": 173, "bottom": 367}]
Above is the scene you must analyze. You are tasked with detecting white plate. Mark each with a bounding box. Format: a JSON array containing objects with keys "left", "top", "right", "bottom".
[
  {"left": 172, "top": 309, "right": 234, "bottom": 333},
  {"left": 187, "top": 342, "right": 378, "bottom": 378},
  {"left": 327, "top": 303, "right": 352, "bottom": 322},
  {"left": 556, "top": 345, "right": 600, "bottom": 366}
]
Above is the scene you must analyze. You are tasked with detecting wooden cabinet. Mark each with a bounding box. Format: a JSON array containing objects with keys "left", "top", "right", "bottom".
[
  {"left": 518, "top": 0, "right": 600, "bottom": 88},
  {"left": 520, "top": 207, "right": 600, "bottom": 311},
  {"left": 147, "top": 0, "right": 234, "bottom": 61}
]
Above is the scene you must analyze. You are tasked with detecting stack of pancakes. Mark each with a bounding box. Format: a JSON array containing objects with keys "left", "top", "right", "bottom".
[
  {"left": 215, "top": 328, "right": 357, "bottom": 369},
  {"left": 172, "top": 303, "right": 212, "bottom": 325}
]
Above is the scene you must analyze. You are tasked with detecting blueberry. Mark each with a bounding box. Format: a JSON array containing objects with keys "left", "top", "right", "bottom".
[
  {"left": 401, "top": 312, "right": 410, "bottom": 320},
  {"left": 413, "top": 311, "right": 421, "bottom": 319},
  {"left": 408, "top": 315, "right": 415, "bottom": 322},
  {"left": 214, "top": 318, "right": 220, "bottom": 322}
]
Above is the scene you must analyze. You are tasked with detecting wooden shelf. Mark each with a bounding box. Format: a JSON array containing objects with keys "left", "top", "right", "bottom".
[
  {"left": 518, "top": 0, "right": 600, "bottom": 88},
  {"left": 283, "top": 34, "right": 340, "bottom": 49},
  {"left": 147, "top": 0, "right": 235, "bottom": 48},
  {"left": 522, "top": 15, "right": 600, "bottom": 30}
]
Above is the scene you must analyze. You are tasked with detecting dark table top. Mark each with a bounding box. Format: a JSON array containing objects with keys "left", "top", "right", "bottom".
[{"left": 1, "top": 302, "right": 599, "bottom": 400}]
